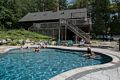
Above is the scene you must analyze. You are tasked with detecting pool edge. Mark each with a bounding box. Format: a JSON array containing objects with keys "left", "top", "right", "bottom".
[{"left": 48, "top": 46, "right": 120, "bottom": 80}]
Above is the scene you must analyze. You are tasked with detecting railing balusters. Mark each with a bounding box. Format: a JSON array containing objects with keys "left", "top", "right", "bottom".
[{"left": 62, "top": 18, "right": 90, "bottom": 43}]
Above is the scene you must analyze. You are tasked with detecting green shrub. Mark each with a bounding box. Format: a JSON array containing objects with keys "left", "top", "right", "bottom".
[
  {"left": 0, "top": 29, "right": 52, "bottom": 43},
  {"left": 7, "top": 41, "right": 17, "bottom": 46}
]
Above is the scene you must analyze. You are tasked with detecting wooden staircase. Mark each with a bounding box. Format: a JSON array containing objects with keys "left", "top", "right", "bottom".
[{"left": 61, "top": 18, "right": 90, "bottom": 43}]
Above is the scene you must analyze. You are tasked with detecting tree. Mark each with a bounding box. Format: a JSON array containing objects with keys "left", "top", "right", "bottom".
[
  {"left": 110, "top": 15, "right": 120, "bottom": 34},
  {"left": 0, "top": 6, "right": 15, "bottom": 29},
  {"left": 68, "top": 0, "right": 93, "bottom": 9},
  {"left": 0, "top": 0, "right": 59, "bottom": 29},
  {"left": 59, "top": 0, "right": 68, "bottom": 10},
  {"left": 91, "top": 0, "right": 110, "bottom": 34},
  {"left": 108, "top": 2, "right": 120, "bottom": 34},
  {"left": 43, "top": 0, "right": 58, "bottom": 11}
]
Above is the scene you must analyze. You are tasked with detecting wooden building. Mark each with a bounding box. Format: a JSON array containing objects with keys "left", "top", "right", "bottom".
[{"left": 19, "top": 8, "right": 91, "bottom": 43}]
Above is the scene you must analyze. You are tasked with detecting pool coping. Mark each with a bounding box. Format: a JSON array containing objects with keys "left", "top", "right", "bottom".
[
  {"left": 0, "top": 46, "right": 119, "bottom": 80},
  {"left": 48, "top": 46, "right": 120, "bottom": 80}
]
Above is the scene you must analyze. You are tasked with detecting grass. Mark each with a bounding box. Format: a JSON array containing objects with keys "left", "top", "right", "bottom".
[{"left": 0, "top": 29, "right": 51, "bottom": 41}]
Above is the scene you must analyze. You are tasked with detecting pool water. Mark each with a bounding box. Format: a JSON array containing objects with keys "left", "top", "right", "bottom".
[{"left": 0, "top": 48, "right": 112, "bottom": 80}]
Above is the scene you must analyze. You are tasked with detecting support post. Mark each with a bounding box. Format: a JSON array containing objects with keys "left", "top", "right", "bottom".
[
  {"left": 65, "top": 26, "right": 67, "bottom": 41},
  {"left": 53, "top": 29, "right": 54, "bottom": 38},
  {"left": 58, "top": 19, "right": 61, "bottom": 45},
  {"left": 75, "top": 35, "right": 77, "bottom": 44},
  {"left": 119, "top": 39, "right": 120, "bottom": 51},
  {"left": 58, "top": 27, "right": 61, "bottom": 45}
]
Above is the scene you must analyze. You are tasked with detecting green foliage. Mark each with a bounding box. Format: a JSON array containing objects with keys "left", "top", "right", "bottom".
[
  {"left": 59, "top": 0, "right": 68, "bottom": 10},
  {"left": 0, "top": 6, "right": 15, "bottom": 29},
  {"left": 0, "top": 0, "right": 68, "bottom": 29},
  {"left": 108, "top": 2, "right": 120, "bottom": 34},
  {"left": 0, "top": 29, "right": 51, "bottom": 41},
  {"left": 68, "top": 0, "right": 93, "bottom": 9},
  {"left": 69, "top": 0, "right": 120, "bottom": 35},
  {"left": 7, "top": 41, "right": 18, "bottom": 46},
  {"left": 110, "top": 15, "right": 120, "bottom": 34},
  {"left": 91, "top": 0, "right": 110, "bottom": 34},
  {"left": 74, "top": 0, "right": 88, "bottom": 8}
]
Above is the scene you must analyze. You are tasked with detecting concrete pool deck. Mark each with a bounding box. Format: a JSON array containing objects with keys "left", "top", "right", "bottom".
[
  {"left": 48, "top": 46, "right": 120, "bottom": 80},
  {"left": 0, "top": 45, "right": 120, "bottom": 80},
  {"left": 76, "top": 50, "right": 120, "bottom": 80}
]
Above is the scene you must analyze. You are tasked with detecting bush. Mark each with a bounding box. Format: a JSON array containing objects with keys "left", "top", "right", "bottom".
[
  {"left": 0, "top": 29, "right": 52, "bottom": 42},
  {"left": 7, "top": 41, "right": 17, "bottom": 46}
]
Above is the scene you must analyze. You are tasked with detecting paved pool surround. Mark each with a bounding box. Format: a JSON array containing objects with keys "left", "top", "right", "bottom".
[
  {"left": 0, "top": 46, "right": 119, "bottom": 80},
  {"left": 48, "top": 46, "right": 120, "bottom": 80}
]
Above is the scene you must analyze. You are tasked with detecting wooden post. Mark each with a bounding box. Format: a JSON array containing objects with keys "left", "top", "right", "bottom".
[
  {"left": 119, "top": 39, "right": 120, "bottom": 51},
  {"left": 75, "top": 35, "right": 77, "bottom": 44},
  {"left": 58, "top": 27, "right": 61, "bottom": 45},
  {"left": 65, "top": 26, "right": 67, "bottom": 41},
  {"left": 89, "top": 18, "right": 92, "bottom": 43},
  {"left": 58, "top": 19, "right": 61, "bottom": 45},
  {"left": 53, "top": 29, "right": 54, "bottom": 38},
  {"left": 61, "top": 29, "right": 64, "bottom": 41}
]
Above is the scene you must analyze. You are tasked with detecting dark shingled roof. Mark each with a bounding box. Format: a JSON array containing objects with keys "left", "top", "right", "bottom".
[{"left": 19, "top": 8, "right": 87, "bottom": 22}]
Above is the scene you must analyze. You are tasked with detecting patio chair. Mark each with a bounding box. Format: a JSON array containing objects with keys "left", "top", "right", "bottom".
[{"left": 67, "top": 40, "right": 73, "bottom": 46}]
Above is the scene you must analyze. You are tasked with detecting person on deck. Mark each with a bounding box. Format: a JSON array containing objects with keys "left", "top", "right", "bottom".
[{"left": 79, "top": 39, "right": 85, "bottom": 46}]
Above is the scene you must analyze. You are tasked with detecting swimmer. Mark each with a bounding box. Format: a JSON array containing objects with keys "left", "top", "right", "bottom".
[
  {"left": 20, "top": 46, "right": 23, "bottom": 50},
  {"left": 83, "top": 47, "right": 96, "bottom": 58},
  {"left": 24, "top": 46, "right": 29, "bottom": 49},
  {"left": 34, "top": 47, "right": 40, "bottom": 53},
  {"left": 87, "top": 47, "right": 92, "bottom": 56}
]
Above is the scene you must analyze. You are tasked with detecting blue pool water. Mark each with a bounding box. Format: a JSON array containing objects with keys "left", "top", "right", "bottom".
[{"left": 0, "top": 48, "right": 112, "bottom": 80}]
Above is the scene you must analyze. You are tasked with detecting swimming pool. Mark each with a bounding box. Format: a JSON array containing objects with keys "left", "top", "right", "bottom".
[{"left": 0, "top": 48, "right": 112, "bottom": 80}]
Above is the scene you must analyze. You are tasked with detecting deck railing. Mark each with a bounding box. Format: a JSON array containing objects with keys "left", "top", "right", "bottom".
[{"left": 61, "top": 18, "right": 90, "bottom": 43}]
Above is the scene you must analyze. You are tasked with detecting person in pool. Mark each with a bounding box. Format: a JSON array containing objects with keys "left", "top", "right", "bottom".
[
  {"left": 87, "top": 47, "right": 92, "bottom": 55},
  {"left": 83, "top": 47, "right": 96, "bottom": 58},
  {"left": 34, "top": 47, "right": 40, "bottom": 53}
]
